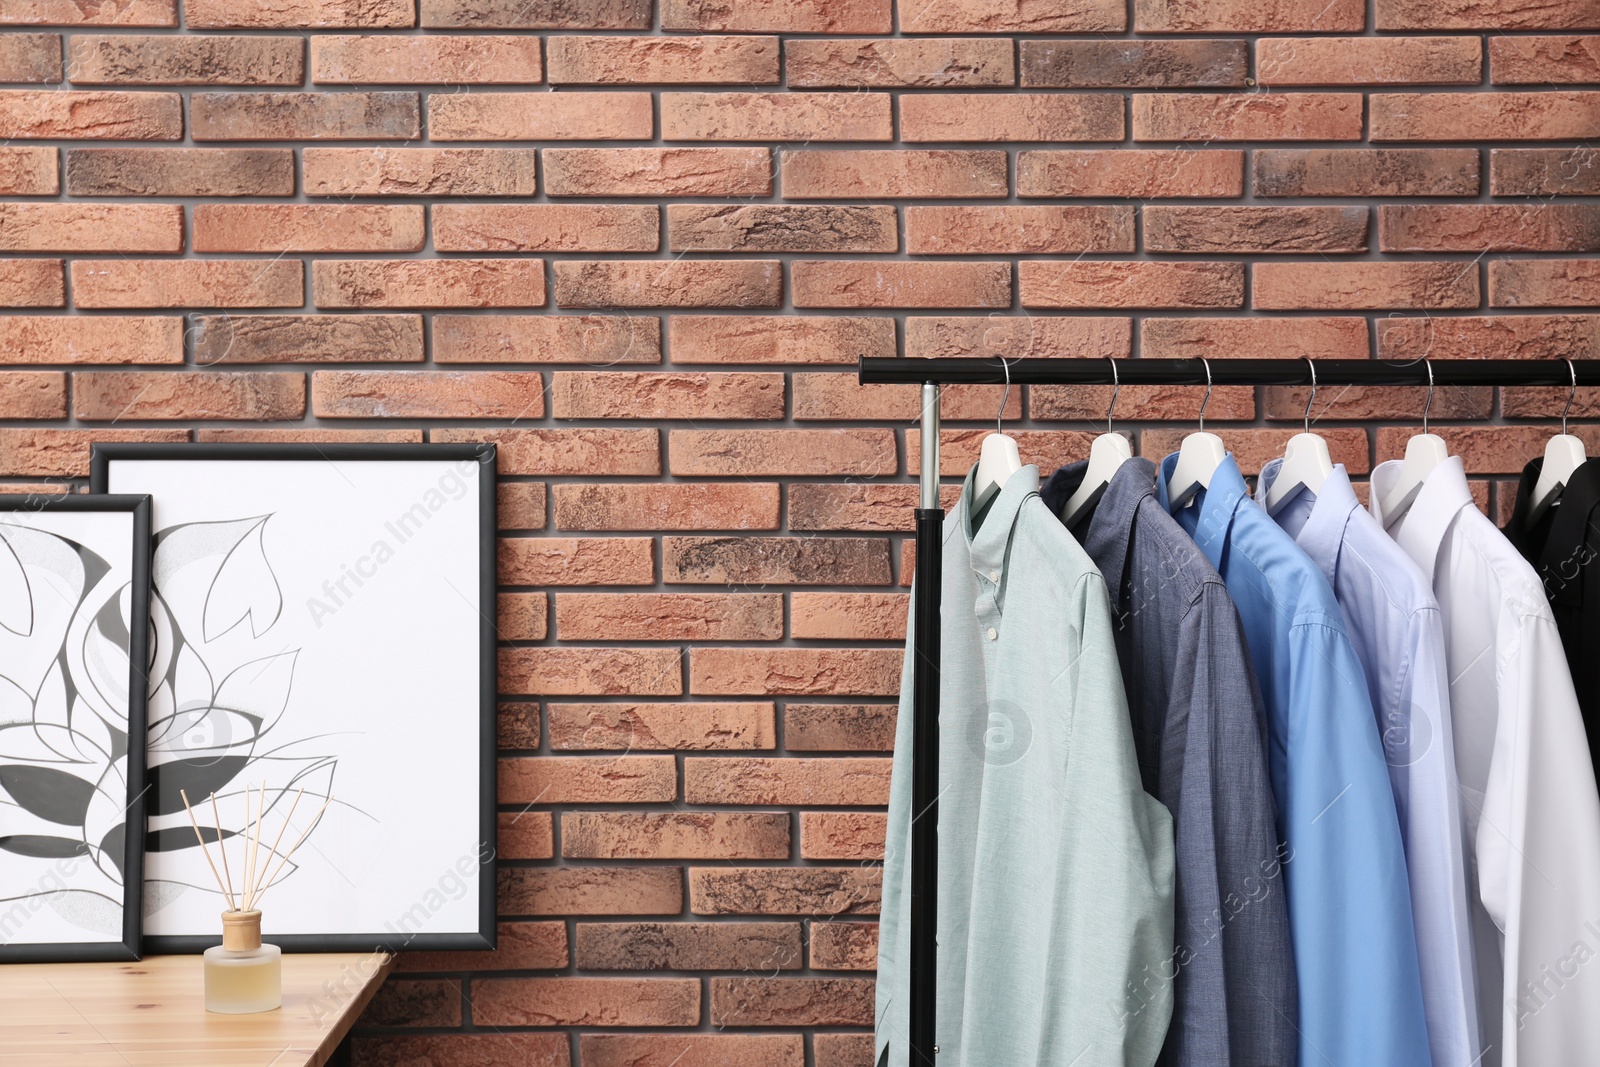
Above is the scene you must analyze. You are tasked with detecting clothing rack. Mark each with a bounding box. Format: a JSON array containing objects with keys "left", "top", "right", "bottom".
[{"left": 859, "top": 356, "right": 1599, "bottom": 1066}]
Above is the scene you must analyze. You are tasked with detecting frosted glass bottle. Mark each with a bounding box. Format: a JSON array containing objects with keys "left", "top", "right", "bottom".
[{"left": 204, "top": 909, "right": 282, "bottom": 1014}]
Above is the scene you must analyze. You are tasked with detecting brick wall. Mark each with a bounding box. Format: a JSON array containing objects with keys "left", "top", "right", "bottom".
[{"left": 2, "top": 0, "right": 1597, "bottom": 1063}]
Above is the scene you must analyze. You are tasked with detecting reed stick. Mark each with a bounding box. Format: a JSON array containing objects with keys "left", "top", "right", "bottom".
[
  {"left": 245, "top": 781, "right": 266, "bottom": 910},
  {"left": 209, "top": 790, "right": 237, "bottom": 911},
  {"left": 253, "top": 786, "right": 305, "bottom": 908},
  {"left": 179, "top": 788, "right": 231, "bottom": 907},
  {"left": 255, "top": 793, "right": 333, "bottom": 909}
]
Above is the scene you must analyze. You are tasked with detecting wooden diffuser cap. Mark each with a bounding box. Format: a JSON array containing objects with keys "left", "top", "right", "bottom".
[{"left": 221, "top": 909, "right": 263, "bottom": 951}]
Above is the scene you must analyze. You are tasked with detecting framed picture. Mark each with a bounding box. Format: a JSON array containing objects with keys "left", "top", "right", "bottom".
[
  {"left": 91, "top": 445, "right": 496, "bottom": 953},
  {"left": 0, "top": 494, "right": 151, "bottom": 963}
]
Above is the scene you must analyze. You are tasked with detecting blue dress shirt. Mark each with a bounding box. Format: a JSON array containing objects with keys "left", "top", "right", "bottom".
[
  {"left": 1159, "top": 453, "right": 1433, "bottom": 1067},
  {"left": 1259, "top": 461, "right": 1481, "bottom": 1067}
]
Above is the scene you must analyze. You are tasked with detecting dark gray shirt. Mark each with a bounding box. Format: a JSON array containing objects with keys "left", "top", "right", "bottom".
[{"left": 1043, "top": 458, "right": 1297, "bottom": 1067}]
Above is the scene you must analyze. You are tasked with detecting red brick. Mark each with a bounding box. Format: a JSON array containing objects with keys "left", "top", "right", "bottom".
[
  {"left": 65, "top": 146, "right": 290, "bottom": 196},
  {"left": 0, "top": 146, "right": 58, "bottom": 194},
  {"left": 1021, "top": 261, "right": 1243, "bottom": 309},
  {"left": 1376, "top": 0, "right": 1600, "bottom": 30},
  {"left": 689, "top": 649, "right": 900, "bottom": 697},
  {"left": 670, "top": 315, "right": 894, "bottom": 364},
  {"left": 194, "top": 204, "right": 423, "bottom": 253},
  {"left": 685, "top": 756, "right": 890, "bottom": 805},
  {"left": 498, "top": 702, "right": 541, "bottom": 750},
  {"left": 1377, "top": 314, "right": 1600, "bottom": 361},
  {"left": 501, "top": 648, "right": 683, "bottom": 697},
  {"left": 421, "top": 0, "right": 649, "bottom": 28},
  {"left": 501, "top": 755, "right": 676, "bottom": 804},
  {"left": 1146, "top": 206, "right": 1368, "bottom": 253},
  {"left": 663, "top": 91, "right": 889, "bottom": 141},
  {"left": 312, "top": 260, "right": 545, "bottom": 309},
  {"left": 0, "top": 89, "right": 179, "bottom": 138},
  {"left": 498, "top": 809, "right": 554, "bottom": 859},
  {"left": 553, "top": 483, "right": 779, "bottom": 531},
  {"left": 0, "top": 372, "right": 64, "bottom": 419},
  {"left": 0, "top": 315, "right": 181, "bottom": 364},
  {"left": 429, "top": 91, "right": 652, "bottom": 140},
  {"left": 304, "top": 147, "right": 537, "bottom": 197},
  {"left": 787, "top": 483, "right": 963, "bottom": 532},
  {"left": 1378, "top": 425, "right": 1600, "bottom": 474},
  {"left": 312, "top": 34, "right": 540, "bottom": 83},
  {"left": 187, "top": 0, "right": 413, "bottom": 28},
  {"left": 549, "top": 35, "right": 777, "bottom": 85},
  {"left": 902, "top": 92, "right": 1122, "bottom": 142},
  {"left": 191, "top": 314, "right": 423, "bottom": 365},
  {"left": 0, "top": 33, "right": 60, "bottom": 81},
  {"left": 552, "top": 371, "right": 782, "bottom": 419},
  {"left": 196, "top": 428, "right": 423, "bottom": 444},
  {"left": 784, "top": 704, "right": 895, "bottom": 751},
  {"left": 1267, "top": 384, "right": 1491, "bottom": 421},
  {"left": 1031, "top": 386, "right": 1253, "bottom": 422},
  {"left": 1259, "top": 36, "right": 1480, "bottom": 86},
  {"left": 1492, "top": 148, "right": 1600, "bottom": 196},
  {"left": 689, "top": 867, "right": 879, "bottom": 916},
  {"left": 793, "top": 260, "right": 1011, "bottom": 309},
  {"left": 1017, "top": 149, "right": 1243, "bottom": 198},
  {"left": 1253, "top": 147, "right": 1480, "bottom": 197},
  {"left": 809, "top": 920, "right": 878, "bottom": 968},
  {"left": 434, "top": 204, "right": 657, "bottom": 253},
  {"left": 902, "top": 0, "right": 1121, "bottom": 31},
  {"left": 497, "top": 484, "right": 547, "bottom": 530},
  {"left": 667, "top": 204, "right": 894, "bottom": 254},
  {"left": 905, "top": 315, "right": 1131, "bottom": 360},
  {"left": 548, "top": 702, "right": 776, "bottom": 751},
  {"left": 1142, "top": 427, "right": 1371, "bottom": 475},
  {"left": 787, "top": 37, "right": 1012, "bottom": 87},
  {"left": 474, "top": 977, "right": 699, "bottom": 1027},
  {"left": 1143, "top": 317, "right": 1369, "bottom": 360},
  {"left": 544, "top": 147, "right": 771, "bottom": 197},
  {"left": 801, "top": 814, "right": 884, "bottom": 862},
  {"left": 565, "top": 813, "right": 790, "bottom": 860},
  {"left": 576, "top": 921, "right": 800, "bottom": 969},
  {"left": 1254, "top": 262, "right": 1478, "bottom": 310},
  {"left": 583, "top": 1034, "right": 803, "bottom": 1067},
  {"left": 670, "top": 429, "right": 895, "bottom": 476},
  {"left": 556, "top": 592, "right": 781, "bottom": 640},
  {"left": 1490, "top": 259, "right": 1600, "bottom": 307},
  {"left": 357, "top": 1034, "right": 570, "bottom": 1067},
  {"left": 0, "top": 202, "right": 179, "bottom": 252},
  {"left": 0, "top": 260, "right": 63, "bottom": 307},
  {"left": 791, "top": 376, "right": 1016, "bottom": 422},
  {"left": 500, "top": 867, "right": 682, "bottom": 916},
  {"left": 791, "top": 592, "right": 907, "bottom": 640},
  {"left": 782, "top": 149, "right": 1007, "bottom": 198},
  {"left": 497, "top": 592, "right": 548, "bottom": 642},
  {"left": 71, "top": 259, "right": 302, "bottom": 308},
  {"left": 432, "top": 428, "right": 658, "bottom": 475},
  {"left": 67, "top": 34, "right": 301, "bottom": 85},
  {"left": 1022, "top": 39, "right": 1244, "bottom": 89},
  {"left": 1372, "top": 92, "right": 1600, "bottom": 140},
  {"left": 664, "top": 535, "right": 892, "bottom": 585},
  {"left": 710, "top": 977, "right": 873, "bottom": 1027},
  {"left": 433, "top": 314, "right": 660, "bottom": 365},
  {"left": 312, "top": 370, "right": 544, "bottom": 418},
  {"left": 1380, "top": 204, "right": 1600, "bottom": 252},
  {"left": 1137, "top": 0, "right": 1363, "bottom": 30},
  {"left": 662, "top": 0, "right": 890, "bottom": 32},
  {"left": 190, "top": 91, "right": 417, "bottom": 140},
  {"left": 1135, "top": 92, "right": 1362, "bottom": 141},
  {"left": 1491, "top": 36, "right": 1600, "bottom": 83},
  {"left": 0, "top": 428, "right": 187, "bottom": 477},
  {"left": 906, "top": 205, "right": 1132, "bottom": 254},
  {"left": 74, "top": 370, "right": 303, "bottom": 420},
  {"left": 500, "top": 537, "right": 653, "bottom": 586},
  {"left": 1503, "top": 385, "right": 1600, "bottom": 419},
  {"left": 393, "top": 921, "right": 567, "bottom": 973},
  {"left": 359, "top": 979, "right": 461, "bottom": 1028},
  {"left": 2, "top": 0, "right": 174, "bottom": 25},
  {"left": 554, "top": 261, "right": 780, "bottom": 309},
  {"left": 908, "top": 429, "right": 1097, "bottom": 476}
]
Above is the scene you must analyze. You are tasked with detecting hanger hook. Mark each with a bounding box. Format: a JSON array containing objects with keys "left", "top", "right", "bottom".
[
  {"left": 1303, "top": 358, "right": 1317, "bottom": 435},
  {"left": 1564, "top": 358, "right": 1577, "bottom": 436},
  {"left": 996, "top": 356, "right": 1012, "bottom": 437},
  {"left": 1106, "top": 357, "right": 1119, "bottom": 435},
  {"left": 1423, "top": 360, "right": 1434, "bottom": 436},
  {"left": 1197, "top": 358, "right": 1213, "bottom": 433}
]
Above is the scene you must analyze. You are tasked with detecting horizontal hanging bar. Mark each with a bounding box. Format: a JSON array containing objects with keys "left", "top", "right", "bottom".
[{"left": 859, "top": 357, "right": 1600, "bottom": 388}]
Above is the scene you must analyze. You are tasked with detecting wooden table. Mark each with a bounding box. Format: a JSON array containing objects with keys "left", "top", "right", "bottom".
[{"left": 0, "top": 952, "right": 394, "bottom": 1066}]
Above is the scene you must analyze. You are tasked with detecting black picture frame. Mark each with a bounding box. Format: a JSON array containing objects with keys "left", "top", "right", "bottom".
[
  {"left": 91, "top": 444, "right": 496, "bottom": 954},
  {"left": 0, "top": 493, "right": 151, "bottom": 963}
]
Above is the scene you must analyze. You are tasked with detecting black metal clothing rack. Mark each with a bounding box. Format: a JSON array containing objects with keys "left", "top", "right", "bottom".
[{"left": 859, "top": 356, "right": 1598, "bottom": 1066}]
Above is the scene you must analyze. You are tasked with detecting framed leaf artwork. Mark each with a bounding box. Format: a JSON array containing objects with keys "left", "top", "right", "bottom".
[
  {"left": 91, "top": 444, "right": 496, "bottom": 953},
  {"left": 0, "top": 494, "right": 151, "bottom": 963}
]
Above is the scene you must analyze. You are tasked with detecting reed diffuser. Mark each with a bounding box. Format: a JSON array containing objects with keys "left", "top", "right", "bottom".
[{"left": 181, "top": 784, "right": 332, "bottom": 1014}]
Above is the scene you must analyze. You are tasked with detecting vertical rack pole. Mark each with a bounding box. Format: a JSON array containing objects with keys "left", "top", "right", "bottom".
[{"left": 910, "top": 382, "right": 942, "bottom": 1064}]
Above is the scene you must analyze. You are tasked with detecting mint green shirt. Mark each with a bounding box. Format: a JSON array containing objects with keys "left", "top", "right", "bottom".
[{"left": 876, "top": 465, "right": 1176, "bottom": 1066}]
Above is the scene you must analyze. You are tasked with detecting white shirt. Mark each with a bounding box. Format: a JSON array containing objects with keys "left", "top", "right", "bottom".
[{"left": 1372, "top": 455, "right": 1600, "bottom": 1067}]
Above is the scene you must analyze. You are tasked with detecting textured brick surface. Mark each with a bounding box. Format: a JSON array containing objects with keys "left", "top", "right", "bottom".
[{"left": 6, "top": 11, "right": 1589, "bottom": 1063}]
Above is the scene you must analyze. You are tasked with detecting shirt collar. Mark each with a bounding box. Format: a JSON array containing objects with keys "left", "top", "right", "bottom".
[
  {"left": 1370, "top": 455, "right": 1473, "bottom": 581},
  {"left": 1258, "top": 460, "right": 1359, "bottom": 590},
  {"left": 962, "top": 462, "right": 1041, "bottom": 577},
  {"left": 1082, "top": 457, "right": 1158, "bottom": 607},
  {"left": 1157, "top": 451, "right": 1246, "bottom": 571}
]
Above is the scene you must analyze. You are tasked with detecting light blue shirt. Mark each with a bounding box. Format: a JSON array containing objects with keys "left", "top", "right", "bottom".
[
  {"left": 1259, "top": 461, "right": 1482, "bottom": 1067},
  {"left": 1159, "top": 453, "right": 1432, "bottom": 1067}
]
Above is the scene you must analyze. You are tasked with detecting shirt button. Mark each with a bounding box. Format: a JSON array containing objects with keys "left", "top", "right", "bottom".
[
  {"left": 988, "top": 570, "right": 1000, "bottom": 583},
  {"left": 986, "top": 627, "right": 998, "bottom": 641}
]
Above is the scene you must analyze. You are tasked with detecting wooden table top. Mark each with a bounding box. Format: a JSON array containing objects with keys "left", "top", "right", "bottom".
[{"left": 0, "top": 952, "right": 394, "bottom": 1066}]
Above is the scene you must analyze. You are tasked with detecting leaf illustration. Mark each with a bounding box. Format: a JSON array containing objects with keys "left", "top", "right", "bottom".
[
  {"left": 0, "top": 526, "right": 30, "bottom": 636},
  {"left": 68, "top": 580, "right": 132, "bottom": 724},
  {"left": 214, "top": 650, "right": 298, "bottom": 734},
  {"left": 147, "top": 755, "right": 250, "bottom": 817},
  {"left": 0, "top": 524, "right": 84, "bottom": 703},
  {"left": 0, "top": 834, "right": 88, "bottom": 858},
  {"left": 97, "top": 825, "right": 125, "bottom": 880},
  {"left": 0, "top": 765, "right": 97, "bottom": 825},
  {"left": 172, "top": 642, "right": 213, "bottom": 723},
  {"left": 146, "top": 825, "right": 238, "bottom": 852},
  {"left": 47, "top": 887, "right": 121, "bottom": 935},
  {"left": 153, "top": 517, "right": 281, "bottom": 645}
]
